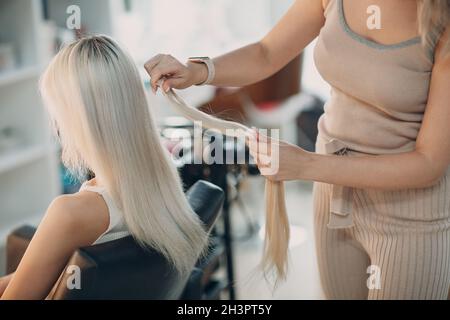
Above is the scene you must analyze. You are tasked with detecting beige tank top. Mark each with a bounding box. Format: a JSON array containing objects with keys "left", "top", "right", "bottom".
[
  {"left": 314, "top": 0, "right": 442, "bottom": 155},
  {"left": 314, "top": 0, "right": 445, "bottom": 229},
  {"left": 79, "top": 181, "right": 130, "bottom": 245}
]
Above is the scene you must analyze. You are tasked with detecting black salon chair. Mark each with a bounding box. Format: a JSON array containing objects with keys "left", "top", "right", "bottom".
[{"left": 5, "top": 180, "right": 224, "bottom": 300}]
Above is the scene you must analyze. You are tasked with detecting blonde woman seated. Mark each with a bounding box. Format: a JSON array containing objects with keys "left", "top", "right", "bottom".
[{"left": 0, "top": 36, "right": 208, "bottom": 300}]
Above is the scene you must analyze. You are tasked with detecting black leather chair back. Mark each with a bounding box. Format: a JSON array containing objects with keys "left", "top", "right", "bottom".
[{"left": 47, "top": 180, "right": 224, "bottom": 299}]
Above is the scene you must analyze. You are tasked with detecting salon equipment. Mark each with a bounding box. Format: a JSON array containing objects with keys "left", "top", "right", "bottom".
[
  {"left": 180, "top": 160, "right": 237, "bottom": 300},
  {"left": 160, "top": 116, "right": 258, "bottom": 299},
  {"left": 296, "top": 94, "right": 325, "bottom": 152},
  {"left": 6, "top": 180, "right": 224, "bottom": 299}
]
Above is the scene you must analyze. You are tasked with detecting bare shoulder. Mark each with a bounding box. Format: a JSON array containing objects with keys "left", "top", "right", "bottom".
[{"left": 46, "top": 191, "right": 110, "bottom": 247}]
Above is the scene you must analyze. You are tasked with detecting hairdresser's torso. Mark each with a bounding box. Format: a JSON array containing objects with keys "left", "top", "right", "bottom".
[{"left": 315, "top": 0, "right": 435, "bottom": 155}]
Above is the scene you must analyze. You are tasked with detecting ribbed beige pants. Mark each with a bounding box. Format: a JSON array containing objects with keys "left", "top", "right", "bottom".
[{"left": 313, "top": 172, "right": 450, "bottom": 300}]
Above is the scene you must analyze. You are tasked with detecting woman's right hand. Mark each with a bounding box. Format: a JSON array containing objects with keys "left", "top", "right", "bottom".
[{"left": 144, "top": 54, "right": 208, "bottom": 93}]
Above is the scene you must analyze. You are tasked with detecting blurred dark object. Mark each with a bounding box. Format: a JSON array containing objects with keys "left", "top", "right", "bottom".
[
  {"left": 296, "top": 95, "right": 325, "bottom": 152},
  {"left": 181, "top": 237, "right": 226, "bottom": 299},
  {"left": 42, "top": 0, "right": 49, "bottom": 20},
  {"left": 179, "top": 162, "right": 236, "bottom": 300},
  {"left": 6, "top": 180, "right": 224, "bottom": 300}
]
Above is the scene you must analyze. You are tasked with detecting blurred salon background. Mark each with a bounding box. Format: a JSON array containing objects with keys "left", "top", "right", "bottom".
[{"left": 0, "top": 0, "right": 330, "bottom": 299}]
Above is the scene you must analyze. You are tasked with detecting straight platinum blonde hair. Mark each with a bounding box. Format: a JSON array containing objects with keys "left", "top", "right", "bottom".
[
  {"left": 39, "top": 35, "right": 208, "bottom": 275},
  {"left": 163, "top": 89, "right": 290, "bottom": 281}
]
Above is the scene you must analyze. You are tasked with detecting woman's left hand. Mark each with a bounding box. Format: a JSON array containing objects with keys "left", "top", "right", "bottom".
[{"left": 248, "top": 130, "right": 311, "bottom": 182}]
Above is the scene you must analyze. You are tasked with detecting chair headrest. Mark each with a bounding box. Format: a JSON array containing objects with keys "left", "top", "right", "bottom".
[{"left": 185, "top": 180, "right": 224, "bottom": 229}]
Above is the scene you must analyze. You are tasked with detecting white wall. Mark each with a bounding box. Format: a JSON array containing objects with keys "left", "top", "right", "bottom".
[
  {"left": 270, "top": 0, "right": 330, "bottom": 100},
  {"left": 0, "top": 0, "right": 62, "bottom": 276}
]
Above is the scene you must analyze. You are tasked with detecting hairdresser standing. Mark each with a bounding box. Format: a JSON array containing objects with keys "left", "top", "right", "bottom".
[{"left": 145, "top": 0, "right": 450, "bottom": 300}]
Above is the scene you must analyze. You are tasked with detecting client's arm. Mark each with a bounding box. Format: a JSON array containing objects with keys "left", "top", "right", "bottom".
[{"left": 1, "top": 192, "right": 108, "bottom": 300}]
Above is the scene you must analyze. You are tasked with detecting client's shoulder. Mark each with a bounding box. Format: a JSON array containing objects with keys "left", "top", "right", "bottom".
[{"left": 45, "top": 191, "right": 110, "bottom": 246}]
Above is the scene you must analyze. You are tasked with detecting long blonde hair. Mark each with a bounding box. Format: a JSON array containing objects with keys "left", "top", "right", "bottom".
[
  {"left": 418, "top": 0, "right": 450, "bottom": 55},
  {"left": 39, "top": 35, "right": 208, "bottom": 276},
  {"left": 163, "top": 88, "right": 290, "bottom": 281}
]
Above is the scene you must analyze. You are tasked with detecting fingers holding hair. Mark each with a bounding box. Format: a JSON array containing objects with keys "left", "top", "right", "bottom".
[
  {"left": 248, "top": 129, "right": 273, "bottom": 167},
  {"left": 144, "top": 54, "right": 179, "bottom": 93}
]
